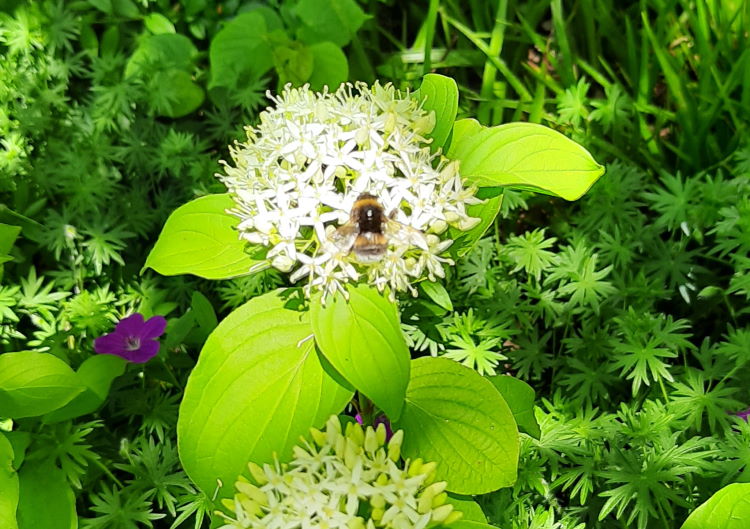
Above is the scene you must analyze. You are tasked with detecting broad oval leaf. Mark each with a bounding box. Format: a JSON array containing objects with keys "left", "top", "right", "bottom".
[
  {"left": 145, "top": 194, "right": 260, "bottom": 280},
  {"left": 125, "top": 33, "right": 197, "bottom": 77},
  {"left": 295, "top": 0, "right": 367, "bottom": 47},
  {"left": 447, "top": 119, "right": 604, "bottom": 201},
  {"left": 394, "top": 357, "right": 519, "bottom": 494},
  {"left": 308, "top": 42, "right": 348, "bottom": 91},
  {"left": 0, "top": 352, "right": 85, "bottom": 419},
  {"left": 0, "top": 433, "right": 19, "bottom": 529},
  {"left": 681, "top": 483, "right": 750, "bottom": 529},
  {"left": 417, "top": 73, "right": 459, "bottom": 151},
  {"left": 17, "top": 461, "right": 77, "bottom": 529},
  {"left": 310, "top": 285, "right": 410, "bottom": 420},
  {"left": 488, "top": 375, "right": 540, "bottom": 439},
  {"left": 209, "top": 12, "right": 273, "bottom": 89},
  {"left": 43, "top": 354, "right": 126, "bottom": 423},
  {"left": 178, "top": 290, "right": 353, "bottom": 498},
  {"left": 446, "top": 494, "right": 487, "bottom": 523}
]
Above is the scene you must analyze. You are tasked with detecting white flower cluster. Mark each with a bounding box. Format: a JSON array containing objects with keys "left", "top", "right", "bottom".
[
  {"left": 217, "top": 416, "right": 461, "bottom": 529},
  {"left": 219, "top": 82, "right": 480, "bottom": 300}
]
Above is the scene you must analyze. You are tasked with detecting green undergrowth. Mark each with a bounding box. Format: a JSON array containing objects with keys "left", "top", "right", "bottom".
[{"left": 1, "top": 1, "right": 748, "bottom": 528}]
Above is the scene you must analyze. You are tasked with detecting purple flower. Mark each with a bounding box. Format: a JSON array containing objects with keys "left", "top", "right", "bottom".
[
  {"left": 736, "top": 408, "right": 750, "bottom": 422},
  {"left": 94, "top": 313, "right": 167, "bottom": 363},
  {"left": 355, "top": 413, "right": 393, "bottom": 440}
]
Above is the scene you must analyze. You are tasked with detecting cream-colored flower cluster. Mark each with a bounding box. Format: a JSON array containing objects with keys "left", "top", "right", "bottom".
[
  {"left": 219, "top": 82, "right": 479, "bottom": 301},
  {"left": 217, "top": 416, "right": 461, "bottom": 529}
]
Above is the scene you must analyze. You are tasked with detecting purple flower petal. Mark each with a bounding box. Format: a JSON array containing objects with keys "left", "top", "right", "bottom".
[
  {"left": 139, "top": 315, "right": 167, "bottom": 340},
  {"left": 115, "top": 313, "right": 145, "bottom": 335},
  {"left": 94, "top": 332, "right": 128, "bottom": 355},
  {"left": 122, "top": 339, "right": 160, "bottom": 363}
]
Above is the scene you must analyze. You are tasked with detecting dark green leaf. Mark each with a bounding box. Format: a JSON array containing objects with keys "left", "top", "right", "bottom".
[
  {"left": 17, "top": 461, "right": 76, "bottom": 529},
  {"left": 295, "top": 0, "right": 367, "bottom": 47},
  {"left": 42, "top": 355, "right": 126, "bottom": 423},
  {"left": 419, "top": 281, "right": 453, "bottom": 311},
  {"left": 488, "top": 375, "right": 540, "bottom": 438},
  {"left": 307, "top": 42, "right": 348, "bottom": 91},
  {"left": 209, "top": 12, "right": 273, "bottom": 89},
  {"left": 0, "top": 433, "right": 18, "bottom": 529}
]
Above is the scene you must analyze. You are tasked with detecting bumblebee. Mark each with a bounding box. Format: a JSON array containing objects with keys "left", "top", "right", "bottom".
[{"left": 331, "top": 193, "right": 424, "bottom": 263}]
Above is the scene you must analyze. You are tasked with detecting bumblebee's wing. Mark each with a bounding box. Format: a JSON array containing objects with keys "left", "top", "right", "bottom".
[
  {"left": 329, "top": 222, "right": 359, "bottom": 253},
  {"left": 385, "top": 218, "right": 429, "bottom": 250}
]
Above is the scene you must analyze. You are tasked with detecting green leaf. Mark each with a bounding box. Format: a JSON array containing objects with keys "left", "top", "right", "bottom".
[
  {"left": 450, "top": 521, "right": 500, "bottom": 529},
  {"left": 0, "top": 433, "right": 19, "bottom": 529},
  {"left": 488, "top": 375, "right": 540, "bottom": 438},
  {"left": 0, "top": 352, "right": 85, "bottom": 419},
  {"left": 209, "top": 12, "right": 273, "bottom": 89},
  {"left": 125, "top": 34, "right": 198, "bottom": 77},
  {"left": 311, "top": 285, "right": 410, "bottom": 420},
  {"left": 448, "top": 193, "right": 502, "bottom": 258},
  {"left": 681, "top": 483, "right": 750, "bottom": 529},
  {"left": 416, "top": 73, "right": 458, "bottom": 151},
  {"left": 446, "top": 494, "right": 487, "bottom": 523},
  {"left": 0, "top": 223, "right": 21, "bottom": 256},
  {"left": 419, "top": 281, "right": 453, "bottom": 311},
  {"left": 145, "top": 194, "right": 261, "bottom": 280},
  {"left": 447, "top": 120, "right": 605, "bottom": 201},
  {"left": 42, "top": 355, "right": 126, "bottom": 423},
  {"left": 295, "top": 0, "right": 367, "bottom": 47},
  {"left": 178, "top": 290, "right": 353, "bottom": 498},
  {"left": 152, "top": 69, "right": 205, "bottom": 118},
  {"left": 17, "top": 461, "right": 77, "bottom": 529},
  {"left": 307, "top": 41, "right": 348, "bottom": 91},
  {"left": 191, "top": 291, "right": 218, "bottom": 333},
  {"left": 144, "top": 13, "right": 175, "bottom": 34},
  {"left": 394, "top": 357, "right": 519, "bottom": 494}
]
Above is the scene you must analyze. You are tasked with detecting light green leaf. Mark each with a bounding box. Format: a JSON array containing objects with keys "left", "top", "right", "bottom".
[
  {"left": 209, "top": 12, "right": 273, "bottom": 89},
  {"left": 145, "top": 194, "right": 261, "bottom": 280},
  {"left": 419, "top": 281, "right": 453, "bottom": 311},
  {"left": 447, "top": 119, "right": 605, "bottom": 201},
  {"left": 415, "top": 73, "right": 458, "bottom": 151},
  {"left": 448, "top": 193, "right": 502, "bottom": 258},
  {"left": 681, "top": 483, "right": 750, "bottom": 529},
  {"left": 488, "top": 375, "right": 540, "bottom": 438},
  {"left": 307, "top": 41, "right": 348, "bottom": 91},
  {"left": 178, "top": 290, "right": 353, "bottom": 498},
  {"left": 0, "top": 433, "right": 19, "bottom": 529},
  {"left": 450, "top": 521, "right": 500, "bottom": 529},
  {"left": 42, "top": 355, "right": 126, "bottom": 423},
  {"left": 446, "top": 494, "right": 487, "bottom": 523},
  {"left": 17, "top": 461, "right": 77, "bottom": 529},
  {"left": 295, "top": 0, "right": 367, "bottom": 47},
  {"left": 0, "top": 352, "right": 85, "bottom": 419},
  {"left": 394, "top": 357, "right": 519, "bottom": 494},
  {"left": 311, "top": 285, "right": 410, "bottom": 420},
  {"left": 144, "top": 13, "right": 175, "bottom": 34}
]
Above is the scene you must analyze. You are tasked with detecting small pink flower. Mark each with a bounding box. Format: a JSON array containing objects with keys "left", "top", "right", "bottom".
[{"left": 94, "top": 313, "right": 167, "bottom": 363}]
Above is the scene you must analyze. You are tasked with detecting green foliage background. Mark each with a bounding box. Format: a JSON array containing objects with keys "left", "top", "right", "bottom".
[{"left": 1, "top": 0, "right": 749, "bottom": 528}]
